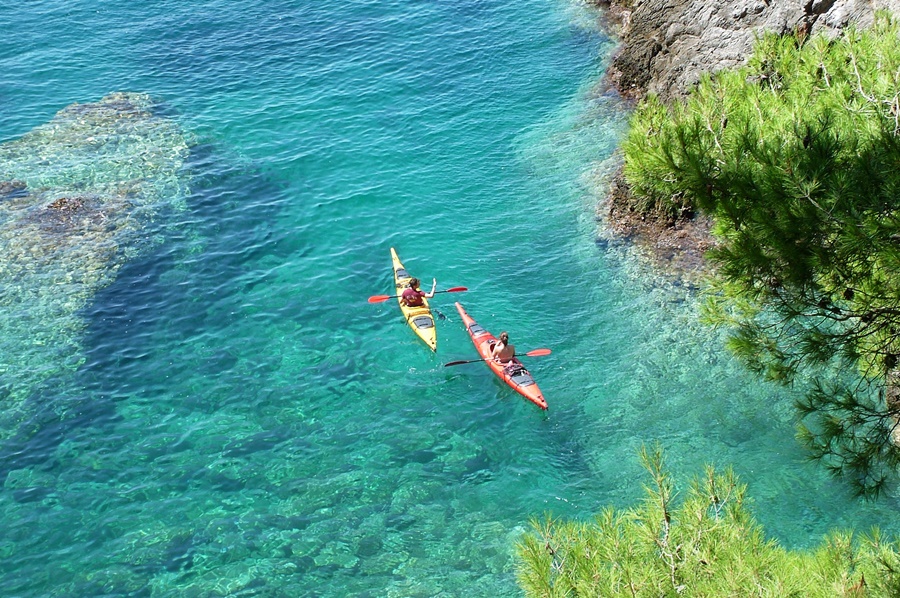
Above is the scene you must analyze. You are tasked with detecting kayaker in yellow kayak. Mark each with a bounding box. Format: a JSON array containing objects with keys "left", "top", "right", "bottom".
[{"left": 400, "top": 277, "right": 436, "bottom": 307}]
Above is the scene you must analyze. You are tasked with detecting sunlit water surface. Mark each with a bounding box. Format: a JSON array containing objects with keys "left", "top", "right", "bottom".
[{"left": 1, "top": 0, "right": 898, "bottom": 596}]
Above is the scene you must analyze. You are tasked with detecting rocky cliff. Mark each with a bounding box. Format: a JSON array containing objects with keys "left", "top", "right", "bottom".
[
  {"left": 596, "top": 0, "right": 900, "bottom": 279},
  {"left": 606, "top": 0, "right": 900, "bottom": 101}
]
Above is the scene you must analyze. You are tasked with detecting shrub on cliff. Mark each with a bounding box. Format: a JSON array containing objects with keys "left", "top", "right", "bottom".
[
  {"left": 515, "top": 445, "right": 900, "bottom": 597},
  {"left": 623, "top": 12, "right": 900, "bottom": 496}
]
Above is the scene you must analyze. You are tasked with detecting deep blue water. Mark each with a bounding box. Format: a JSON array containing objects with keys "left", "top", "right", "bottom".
[{"left": 1, "top": 0, "right": 899, "bottom": 596}]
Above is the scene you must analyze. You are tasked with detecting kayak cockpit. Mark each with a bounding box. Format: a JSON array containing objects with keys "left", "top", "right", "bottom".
[
  {"left": 467, "top": 322, "right": 488, "bottom": 338},
  {"left": 411, "top": 315, "right": 434, "bottom": 330},
  {"left": 506, "top": 366, "right": 535, "bottom": 387}
]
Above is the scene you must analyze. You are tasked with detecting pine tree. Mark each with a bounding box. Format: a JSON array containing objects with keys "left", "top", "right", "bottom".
[
  {"left": 623, "top": 12, "right": 900, "bottom": 496},
  {"left": 515, "top": 445, "right": 900, "bottom": 596}
]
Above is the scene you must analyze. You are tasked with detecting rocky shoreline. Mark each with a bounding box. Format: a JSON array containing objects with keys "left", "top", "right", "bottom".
[{"left": 594, "top": 0, "right": 900, "bottom": 277}]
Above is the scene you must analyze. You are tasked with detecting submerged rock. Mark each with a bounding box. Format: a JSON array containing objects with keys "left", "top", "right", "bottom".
[
  {"left": 0, "top": 180, "right": 27, "bottom": 199},
  {"left": 0, "top": 92, "right": 193, "bottom": 436}
]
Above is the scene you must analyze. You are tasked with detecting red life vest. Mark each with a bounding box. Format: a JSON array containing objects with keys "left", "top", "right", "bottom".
[{"left": 402, "top": 287, "right": 425, "bottom": 306}]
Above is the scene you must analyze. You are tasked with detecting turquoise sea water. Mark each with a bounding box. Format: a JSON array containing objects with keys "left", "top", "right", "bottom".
[{"left": 2, "top": 1, "right": 899, "bottom": 596}]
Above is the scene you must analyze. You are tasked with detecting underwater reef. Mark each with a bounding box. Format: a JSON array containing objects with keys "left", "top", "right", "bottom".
[{"left": 0, "top": 92, "right": 193, "bottom": 436}]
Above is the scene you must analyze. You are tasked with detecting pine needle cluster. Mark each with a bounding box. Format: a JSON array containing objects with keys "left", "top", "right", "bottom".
[
  {"left": 515, "top": 445, "right": 900, "bottom": 597},
  {"left": 622, "top": 12, "right": 900, "bottom": 495}
]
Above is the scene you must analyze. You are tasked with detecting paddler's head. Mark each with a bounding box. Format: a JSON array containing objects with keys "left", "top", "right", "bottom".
[
  {"left": 408, "top": 278, "right": 420, "bottom": 289},
  {"left": 499, "top": 332, "right": 509, "bottom": 344}
]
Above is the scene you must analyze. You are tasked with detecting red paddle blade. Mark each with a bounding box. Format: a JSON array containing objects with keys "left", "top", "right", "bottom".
[
  {"left": 444, "top": 286, "right": 467, "bottom": 293},
  {"left": 367, "top": 295, "right": 391, "bottom": 303},
  {"left": 524, "top": 348, "right": 552, "bottom": 357}
]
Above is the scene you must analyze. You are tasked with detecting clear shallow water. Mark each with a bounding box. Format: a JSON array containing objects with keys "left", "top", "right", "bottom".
[{"left": 1, "top": 0, "right": 899, "bottom": 596}]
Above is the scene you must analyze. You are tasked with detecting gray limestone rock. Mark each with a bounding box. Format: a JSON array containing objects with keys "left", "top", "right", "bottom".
[{"left": 605, "top": 0, "right": 900, "bottom": 100}]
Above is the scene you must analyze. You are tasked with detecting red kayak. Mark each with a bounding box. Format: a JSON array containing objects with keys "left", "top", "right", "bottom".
[{"left": 454, "top": 302, "right": 548, "bottom": 410}]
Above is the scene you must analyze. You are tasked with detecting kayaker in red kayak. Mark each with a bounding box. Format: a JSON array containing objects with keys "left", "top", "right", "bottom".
[
  {"left": 491, "top": 331, "right": 515, "bottom": 363},
  {"left": 453, "top": 302, "right": 548, "bottom": 409},
  {"left": 400, "top": 277, "right": 436, "bottom": 307}
]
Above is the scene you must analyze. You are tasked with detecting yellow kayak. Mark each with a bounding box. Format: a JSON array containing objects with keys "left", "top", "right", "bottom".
[{"left": 390, "top": 247, "right": 437, "bottom": 351}]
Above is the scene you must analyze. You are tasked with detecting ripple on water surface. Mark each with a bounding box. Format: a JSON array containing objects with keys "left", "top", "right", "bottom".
[{"left": 3, "top": 1, "right": 900, "bottom": 596}]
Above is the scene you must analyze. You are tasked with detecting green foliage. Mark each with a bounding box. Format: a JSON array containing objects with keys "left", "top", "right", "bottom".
[
  {"left": 623, "top": 12, "right": 900, "bottom": 495},
  {"left": 515, "top": 445, "right": 900, "bottom": 597}
]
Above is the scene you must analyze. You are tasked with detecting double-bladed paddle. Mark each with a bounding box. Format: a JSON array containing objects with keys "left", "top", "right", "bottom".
[
  {"left": 367, "top": 286, "right": 468, "bottom": 303},
  {"left": 443, "top": 348, "right": 552, "bottom": 367}
]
